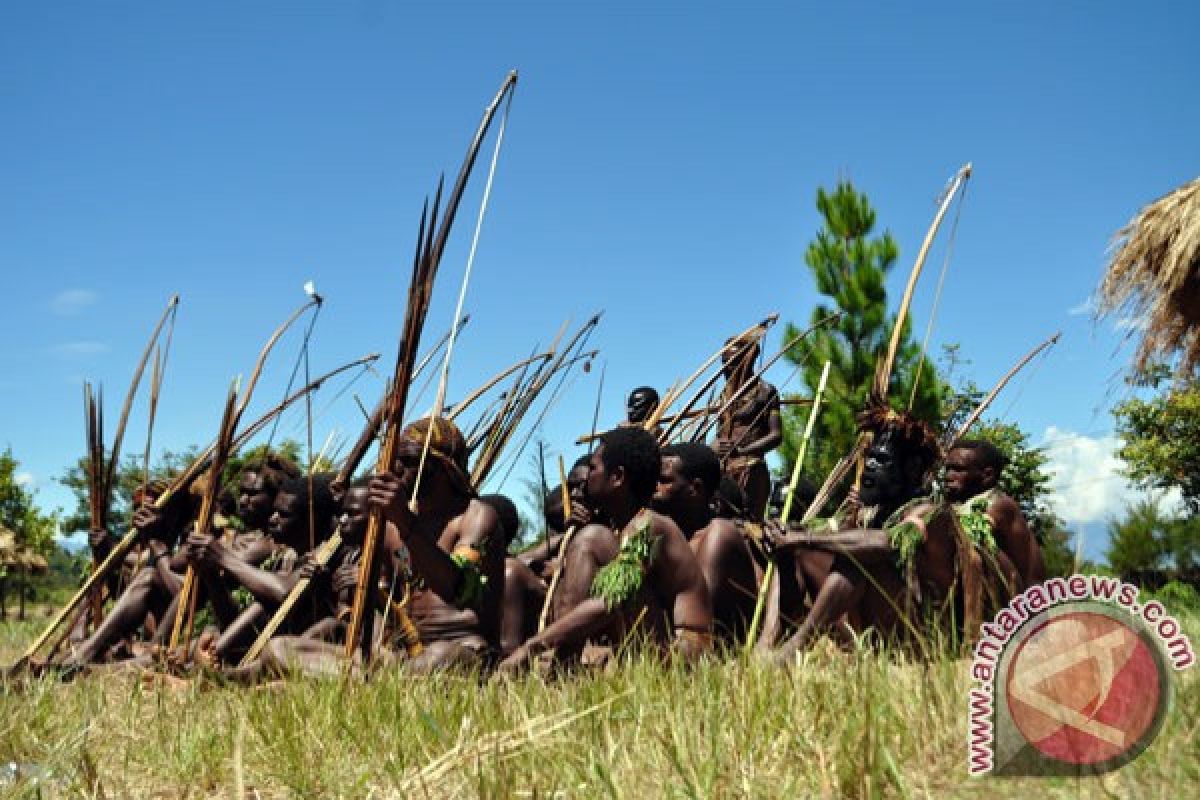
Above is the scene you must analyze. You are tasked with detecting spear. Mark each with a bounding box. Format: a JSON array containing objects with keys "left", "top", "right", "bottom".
[
  {"left": 11, "top": 353, "right": 377, "bottom": 670},
  {"left": 744, "top": 361, "right": 831, "bottom": 651},
  {"left": 344, "top": 71, "right": 519, "bottom": 665},
  {"left": 446, "top": 351, "right": 554, "bottom": 420},
  {"left": 945, "top": 332, "right": 1061, "bottom": 449},
  {"left": 536, "top": 455, "right": 576, "bottom": 632},
  {"left": 587, "top": 360, "right": 606, "bottom": 455},
  {"left": 168, "top": 295, "right": 321, "bottom": 652}
]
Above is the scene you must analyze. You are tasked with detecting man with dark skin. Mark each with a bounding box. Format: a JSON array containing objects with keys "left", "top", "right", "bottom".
[
  {"left": 499, "top": 427, "right": 713, "bottom": 671},
  {"left": 225, "top": 482, "right": 401, "bottom": 681},
  {"left": 766, "top": 412, "right": 946, "bottom": 662},
  {"left": 56, "top": 483, "right": 202, "bottom": 671},
  {"left": 515, "top": 456, "right": 594, "bottom": 582},
  {"left": 59, "top": 462, "right": 293, "bottom": 670},
  {"left": 944, "top": 440, "right": 1044, "bottom": 589},
  {"left": 620, "top": 386, "right": 660, "bottom": 428},
  {"left": 766, "top": 412, "right": 1024, "bottom": 662},
  {"left": 190, "top": 474, "right": 337, "bottom": 664},
  {"left": 713, "top": 335, "right": 782, "bottom": 521},
  {"left": 259, "top": 417, "right": 506, "bottom": 675},
  {"left": 654, "top": 442, "right": 760, "bottom": 644},
  {"left": 514, "top": 456, "right": 613, "bottom": 659}
]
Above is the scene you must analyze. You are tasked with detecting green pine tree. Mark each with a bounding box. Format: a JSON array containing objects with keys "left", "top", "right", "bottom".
[{"left": 780, "top": 182, "right": 945, "bottom": 480}]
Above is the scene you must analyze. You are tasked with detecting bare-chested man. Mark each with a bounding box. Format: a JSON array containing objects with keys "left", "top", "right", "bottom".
[
  {"left": 191, "top": 474, "right": 337, "bottom": 665},
  {"left": 944, "top": 440, "right": 1044, "bottom": 588},
  {"left": 259, "top": 417, "right": 507, "bottom": 675},
  {"left": 767, "top": 411, "right": 1019, "bottom": 662},
  {"left": 499, "top": 427, "right": 713, "bottom": 671},
  {"left": 60, "top": 458, "right": 296, "bottom": 670},
  {"left": 654, "top": 442, "right": 761, "bottom": 644},
  {"left": 713, "top": 334, "right": 782, "bottom": 520}
]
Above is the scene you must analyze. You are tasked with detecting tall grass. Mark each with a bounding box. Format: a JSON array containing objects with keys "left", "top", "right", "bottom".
[{"left": 0, "top": 618, "right": 1196, "bottom": 798}]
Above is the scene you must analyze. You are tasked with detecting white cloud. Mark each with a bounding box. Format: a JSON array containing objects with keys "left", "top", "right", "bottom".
[
  {"left": 1040, "top": 427, "right": 1182, "bottom": 526},
  {"left": 50, "top": 289, "right": 98, "bottom": 316},
  {"left": 48, "top": 341, "right": 110, "bottom": 358},
  {"left": 14, "top": 471, "right": 34, "bottom": 487},
  {"left": 1067, "top": 297, "right": 1095, "bottom": 316}
]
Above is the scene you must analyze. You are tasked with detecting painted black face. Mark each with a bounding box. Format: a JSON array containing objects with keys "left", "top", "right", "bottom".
[
  {"left": 626, "top": 388, "right": 659, "bottom": 424},
  {"left": 859, "top": 439, "right": 908, "bottom": 507}
]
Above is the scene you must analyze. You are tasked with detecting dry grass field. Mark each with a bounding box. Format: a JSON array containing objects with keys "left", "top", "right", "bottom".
[{"left": 0, "top": 611, "right": 1196, "bottom": 799}]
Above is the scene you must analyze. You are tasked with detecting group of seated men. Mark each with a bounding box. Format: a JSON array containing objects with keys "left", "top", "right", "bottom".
[{"left": 50, "top": 391, "right": 1044, "bottom": 681}]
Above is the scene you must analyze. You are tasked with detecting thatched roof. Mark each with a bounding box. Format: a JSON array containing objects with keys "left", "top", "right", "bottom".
[
  {"left": 0, "top": 525, "right": 48, "bottom": 573},
  {"left": 1099, "top": 177, "right": 1200, "bottom": 376}
]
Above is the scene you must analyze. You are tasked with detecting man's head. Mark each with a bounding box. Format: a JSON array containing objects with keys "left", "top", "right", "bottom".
[
  {"left": 269, "top": 474, "right": 336, "bottom": 546},
  {"left": 337, "top": 480, "right": 371, "bottom": 547},
  {"left": 625, "top": 387, "right": 660, "bottom": 425},
  {"left": 588, "top": 426, "right": 661, "bottom": 510},
  {"left": 544, "top": 455, "right": 591, "bottom": 532},
  {"left": 944, "top": 439, "right": 1006, "bottom": 502},
  {"left": 394, "top": 416, "right": 473, "bottom": 504},
  {"left": 480, "top": 493, "right": 520, "bottom": 547},
  {"left": 857, "top": 408, "right": 940, "bottom": 508},
  {"left": 769, "top": 476, "right": 817, "bottom": 524},
  {"left": 654, "top": 442, "right": 720, "bottom": 518},
  {"left": 720, "top": 333, "right": 760, "bottom": 381},
  {"left": 237, "top": 454, "right": 301, "bottom": 529}
]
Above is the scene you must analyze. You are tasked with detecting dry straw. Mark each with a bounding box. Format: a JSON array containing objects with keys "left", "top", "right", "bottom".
[{"left": 1100, "top": 177, "right": 1200, "bottom": 375}]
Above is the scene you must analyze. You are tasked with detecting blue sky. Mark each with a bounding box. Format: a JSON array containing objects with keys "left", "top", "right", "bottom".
[{"left": 2, "top": 2, "right": 1196, "bottom": 558}]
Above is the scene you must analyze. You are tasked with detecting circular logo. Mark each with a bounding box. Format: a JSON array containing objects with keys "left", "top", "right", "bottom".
[{"left": 1004, "top": 607, "right": 1170, "bottom": 770}]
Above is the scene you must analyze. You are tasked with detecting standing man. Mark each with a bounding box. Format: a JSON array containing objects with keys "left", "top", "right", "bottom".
[{"left": 714, "top": 334, "right": 781, "bottom": 520}]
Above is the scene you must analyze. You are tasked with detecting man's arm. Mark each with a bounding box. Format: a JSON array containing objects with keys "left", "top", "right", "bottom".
[
  {"left": 205, "top": 539, "right": 297, "bottom": 606},
  {"left": 991, "top": 495, "right": 1042, "bottom": 585},
  {"left": 370, "top": 473, "right": 501, "bottom": 609},
  {"left": 733, "top": 389, "right": 783, "bottom": 458},
  {"left": 499, "top": 595, "right": 613, "bottom": 671},
  {"left": 408, "top": 501, "right": 500, "bottom": 607}
]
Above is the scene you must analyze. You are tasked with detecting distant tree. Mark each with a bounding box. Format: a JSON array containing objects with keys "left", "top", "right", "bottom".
[
  {"left": 59, "top": 448, "right": 200, "bottom": 536},
  {"left": 0, "top": 448, "right": 60, "bottom": 619},
  {"left": 1114, "top": 370, "right": 1200, "bottom": 514},
  {"left": 1105, "top": 500, "right": 1170, "bottom": 577},
  {"left": 780, "top": 182, "right": 946, "bottom": 480}
]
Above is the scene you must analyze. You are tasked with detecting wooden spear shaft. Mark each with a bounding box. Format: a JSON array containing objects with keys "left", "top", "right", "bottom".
[{"left": 744, "top": 360, "right": 831, "bottom": 652}]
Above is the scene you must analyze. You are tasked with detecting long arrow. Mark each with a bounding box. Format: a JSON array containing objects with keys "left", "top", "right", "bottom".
[{"left": 344, "top": 71, "right": 519, "bottom": 666}]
